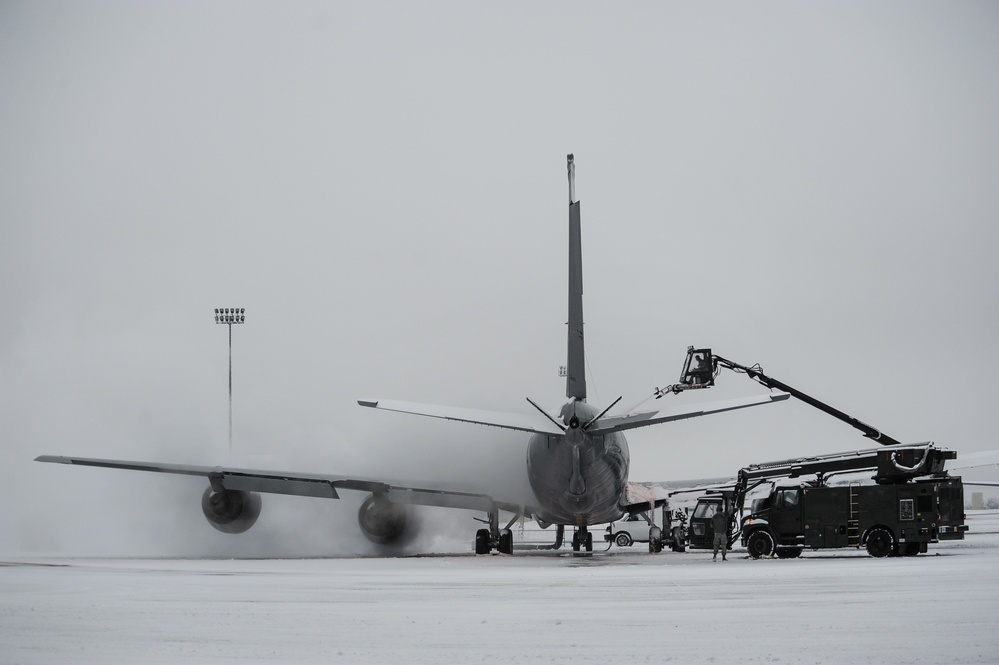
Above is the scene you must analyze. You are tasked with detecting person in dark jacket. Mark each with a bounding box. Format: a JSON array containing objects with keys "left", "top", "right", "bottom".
[{"left": 711, "top": 507, "right": 730, "bottom": 561}]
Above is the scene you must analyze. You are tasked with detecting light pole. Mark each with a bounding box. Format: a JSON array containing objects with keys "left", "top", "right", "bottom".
[{"left": 215, "top": 307, "right": 245, "bottom": 454}]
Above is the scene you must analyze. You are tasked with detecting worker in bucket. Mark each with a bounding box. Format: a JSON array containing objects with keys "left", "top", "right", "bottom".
[{"left": 711, "top": 504, "right": 730, "bottom": 561}]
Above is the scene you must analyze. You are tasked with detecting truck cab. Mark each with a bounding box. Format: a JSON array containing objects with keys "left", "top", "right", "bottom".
[
  {"left": 740, "top": 485, "right": 808, "bottom": 557},
  {"left": 764, "top": 486, "right": 804, "bottom": 542},
  {"left": 687, "top": 496, "right": 732, "bottom": 550}
]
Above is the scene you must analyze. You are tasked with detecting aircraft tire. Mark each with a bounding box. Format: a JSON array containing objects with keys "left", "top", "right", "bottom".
[
  {"left": 475, "top": 528, "right": 491, "bottom": 555},
  {"left": 498, "top": 529, "right": 513, "bottom": 555}
]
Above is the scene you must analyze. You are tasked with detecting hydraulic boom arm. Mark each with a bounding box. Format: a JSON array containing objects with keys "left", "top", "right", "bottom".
[{"left": 662, "top": 347, "right": 904, "bottom": 447}]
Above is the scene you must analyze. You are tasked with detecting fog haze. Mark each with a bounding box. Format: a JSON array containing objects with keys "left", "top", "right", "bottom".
[{"left": 2, "top": 2, "right": 998, "bottom": 555}]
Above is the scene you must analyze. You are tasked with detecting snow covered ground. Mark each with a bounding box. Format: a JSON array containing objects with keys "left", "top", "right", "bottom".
[{"left": 3, "top": 511, "right": 998, "bottom": 665}]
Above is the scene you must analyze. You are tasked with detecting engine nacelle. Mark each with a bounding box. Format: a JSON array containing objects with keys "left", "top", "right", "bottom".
[
  {"left": 357, "top": 494, "right": 407, "bottom": 544},
  {"left": 201, "top": 487, "right": 261, "bottom": 534}
]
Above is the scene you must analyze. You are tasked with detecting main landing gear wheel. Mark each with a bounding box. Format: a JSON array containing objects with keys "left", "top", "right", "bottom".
[
  {"left": 865, "top": 527, "right": 894, "bottom": 558},
  {"left": 474, "top": 528, "right": 490, "bottom": 554},
  {"left": 474, "top": 527, "right": 514, "bottom": 554},
  {"left": 746, "top": 530, "right": 775, "bottom": 559},
  {"left": 498, "top": 529, "right": 513, "bottom": 555}
]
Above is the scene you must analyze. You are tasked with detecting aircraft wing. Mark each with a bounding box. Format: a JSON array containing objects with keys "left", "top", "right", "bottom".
[
  {"left": 946, "top": 449, "right": 999, "bottom": 471},
  {"left": 648, "top": 476, "right": 737, "bottom": 491},
  {"left": 34, "top": 455, "right": 530, "bottom": 514},
  {"left": 357, "top": 399, "right": 565, "bottom": 435},
  {"left": 942, "top": 449, "right": 999, "bottom": 490},
  {"left": 622, "top": 481, "right": 672, "bottom": 512},
  {"left": 621, "top": 479, "right": 744, "bottom": 515},
  {"left": 589, "top": 392, "right": 790, "bottom": 435}
]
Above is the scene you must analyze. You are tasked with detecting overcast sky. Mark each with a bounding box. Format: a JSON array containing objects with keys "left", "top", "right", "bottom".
[{"left": 2, "top": 1, "right": 998, "bottom": 556}]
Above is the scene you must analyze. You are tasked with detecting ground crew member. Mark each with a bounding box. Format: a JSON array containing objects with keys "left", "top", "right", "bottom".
[{"left": 711, "top": 506, "right": 729, "bottom": 561}]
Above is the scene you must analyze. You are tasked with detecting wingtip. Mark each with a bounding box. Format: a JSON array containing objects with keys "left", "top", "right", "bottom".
[{"left": 357, "top": 399, "right": 378, "bottom": 408}]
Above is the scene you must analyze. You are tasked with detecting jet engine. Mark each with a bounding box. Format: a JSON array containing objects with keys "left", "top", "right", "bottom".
[
  {"left": 357, "top": 494, "right": 407, "bottom": 544},
  {"left": 201, "top": 487, "right": 261, "bottom": 534}
]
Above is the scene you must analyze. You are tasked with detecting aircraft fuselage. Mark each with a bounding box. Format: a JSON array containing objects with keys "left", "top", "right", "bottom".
[{"left": 526, "top": 400, "right": 629, "bottom": 526}]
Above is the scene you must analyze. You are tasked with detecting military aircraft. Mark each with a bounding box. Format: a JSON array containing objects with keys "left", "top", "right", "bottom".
[{"left": 36, "top": 155, "right": 788, "bottom": 554}]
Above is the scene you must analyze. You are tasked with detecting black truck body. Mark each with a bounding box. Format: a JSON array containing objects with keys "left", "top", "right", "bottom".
[{"left": 741, "top": 474, "right": 967, "bottom": 558}]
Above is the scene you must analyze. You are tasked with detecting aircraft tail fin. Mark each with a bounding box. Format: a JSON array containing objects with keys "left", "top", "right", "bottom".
[{"left": 566, "top": 154, "right": 586, "bottom": 401}]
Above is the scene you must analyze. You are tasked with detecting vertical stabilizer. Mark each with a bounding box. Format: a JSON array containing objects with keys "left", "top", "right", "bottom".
[{"left": 566, "top": 154, "right": 586, "bottom": 400}]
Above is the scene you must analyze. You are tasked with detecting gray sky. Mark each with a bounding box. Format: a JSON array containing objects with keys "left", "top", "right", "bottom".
[{"left": 2, "top": 1, "right": 998, "bottom": 555}]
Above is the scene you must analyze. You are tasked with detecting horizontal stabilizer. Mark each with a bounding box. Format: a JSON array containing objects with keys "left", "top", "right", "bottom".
[
  {"left": 589, "top": 392, "right": 790, "bottom": 435},
  {"left": 357, "top": 399, "right": 565, "bottom": 435}
]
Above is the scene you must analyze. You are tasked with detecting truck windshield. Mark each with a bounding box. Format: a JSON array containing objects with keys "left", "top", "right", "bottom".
[{"left": 693, "top": 503, "right": 719, "bottom": 519}]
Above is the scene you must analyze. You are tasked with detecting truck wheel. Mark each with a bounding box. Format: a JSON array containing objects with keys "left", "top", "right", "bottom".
[
  {"left": 614, "top": 532, "right": 632, "bottom": 548},
  {"left": 746, "top": 530, "right": 775, "bottom": 559},
  {"left": 865, "top": 527, "right": 894, "bottom": 558},
  {"left": 901, "top": 542, "right": 921, "bottom": 557},
  {"left": 776, "top": 547, "right": 802, "bottom": 559}
]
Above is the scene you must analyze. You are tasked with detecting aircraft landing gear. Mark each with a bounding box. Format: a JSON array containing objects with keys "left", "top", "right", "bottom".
[
  {"left": 473, "top": 507, "right": 517, "bottom": 554},
  {"left": 474, "top": 527, "right": 514, "bottom": 554},
  {"left": 571, "top": 527, "right": 593, "bottom": 553},
  {"left": 649, "top": 525, "right": 663, "bottom": 553},
  {"left": 498, "top": 528, "right": 513, "bottom": 554},
  {"left": 475, "top": 528, "right": 490, "bottom": 554}
]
